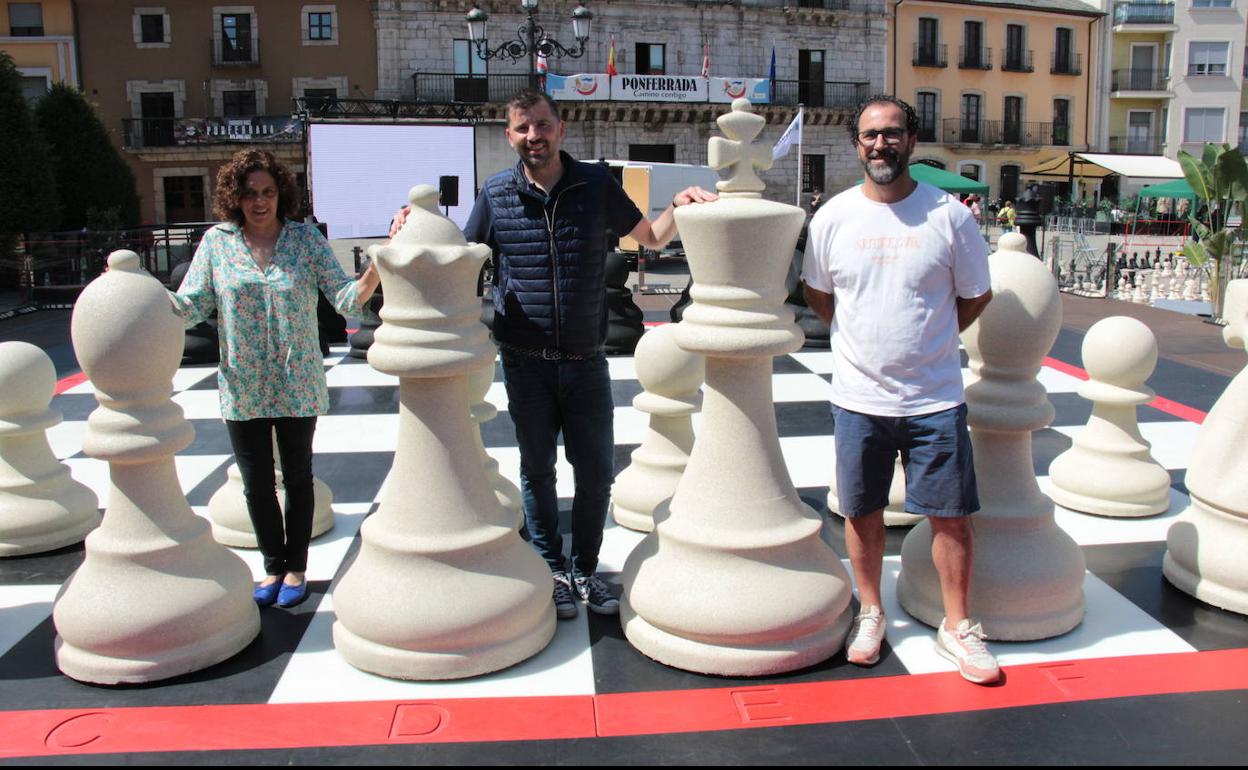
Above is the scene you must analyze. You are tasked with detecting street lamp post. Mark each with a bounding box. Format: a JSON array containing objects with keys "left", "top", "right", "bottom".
[{"left": 466, "top": 1, "right": 594, "bottom": 89}]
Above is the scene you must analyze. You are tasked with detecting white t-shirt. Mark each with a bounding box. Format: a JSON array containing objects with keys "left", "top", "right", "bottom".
[{"left": 802, "top": 181, "right": 991, "bottom": 417}]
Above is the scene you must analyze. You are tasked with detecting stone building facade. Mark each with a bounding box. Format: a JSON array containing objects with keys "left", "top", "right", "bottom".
[{"left": 375, "top": 0, "right": 888, "bottom": 204}]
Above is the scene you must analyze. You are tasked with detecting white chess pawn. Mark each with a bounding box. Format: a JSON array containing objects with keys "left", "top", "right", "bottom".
[
  {"left": 0, "top": 341, "right": 99, "bottom": 556},
  {"left": 898, "top": 233, "right": 1086, "bottom": 640},
  {"left": 621, "top": 99, "right": 853, "bottom": 675},
  {"left": 468, "top": 360, "right": 522, "bottom": 529},
  {"left": 54, "top": 250, "right": 259, "bottom": 684},
  {"left": 207, "top": 430, "right": 335, "bottom": 548},
  {"left": 1164, "top": 280, "right": 1248, "bottom": 614},
  {"left": 1116, "top": 276, "right": 1128, "bottom": 300},
  {"left": 1048, "top": 317, "right": 1171, "bottom": 517},
  {"left": 1132, "top": 279, "right": 1148, "bottom": 304},
  {"left": 611, "top": 323, "right": 704, "bottom": 533},
  {"left": 331, "top": 187, "right": 554, "bottom": 680},
  {"left": 1183, "top": 277, "right": 1197, "bottom": 302}
]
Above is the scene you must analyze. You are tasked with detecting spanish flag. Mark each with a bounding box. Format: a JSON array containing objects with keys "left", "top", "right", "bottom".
[{"left": 607, "top": 35, "right": 618, "bottom": 76}]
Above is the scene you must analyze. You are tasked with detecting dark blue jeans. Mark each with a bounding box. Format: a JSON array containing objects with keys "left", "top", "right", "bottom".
[{"left": 500, "top": 351, "right": 615, "bottom": 577}]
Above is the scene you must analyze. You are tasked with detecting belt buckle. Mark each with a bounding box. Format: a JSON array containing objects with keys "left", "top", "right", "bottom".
[{"left": 542, "top": 348, "right": 560, "bottom": 361}]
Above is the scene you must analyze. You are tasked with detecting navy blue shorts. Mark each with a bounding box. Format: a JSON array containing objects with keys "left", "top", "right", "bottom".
[{"left": 832, "top": 403, "right": 980, "bottom": 519}]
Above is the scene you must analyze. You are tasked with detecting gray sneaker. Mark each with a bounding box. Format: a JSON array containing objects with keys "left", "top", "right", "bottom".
[
  {"left": 552, "top": 571, "right": 578, "bottom": 620},
  {"left": 574, "top": 573, "right": 620, "bottom": 615}
]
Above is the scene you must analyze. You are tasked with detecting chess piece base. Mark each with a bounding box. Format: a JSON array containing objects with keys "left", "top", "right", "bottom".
[
  {"left": 55, "top": 613, "right": 259, "bottom": 685},
  {"left": 209, "top": 473, "right": 335, "bottom": 548},
  {"left": 621, "top": 600, "right": 851, "bottom": 677},
  {"left": 1163, "top": 497, "right": 1248, "bottom": 615}
]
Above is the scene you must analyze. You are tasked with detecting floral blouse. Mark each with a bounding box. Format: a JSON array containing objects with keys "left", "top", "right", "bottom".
[{"left": 171, "top": 221, "right": 362, "bottom": 421}]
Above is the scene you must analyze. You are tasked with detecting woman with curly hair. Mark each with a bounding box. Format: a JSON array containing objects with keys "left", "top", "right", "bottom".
[{"left": 171, "top": 149, "right": 380, "bottom": 608}]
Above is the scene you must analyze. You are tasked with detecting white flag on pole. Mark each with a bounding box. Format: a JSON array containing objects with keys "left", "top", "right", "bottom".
[{"left": 773, "top": 109, "right": 803, "bottom": 160}]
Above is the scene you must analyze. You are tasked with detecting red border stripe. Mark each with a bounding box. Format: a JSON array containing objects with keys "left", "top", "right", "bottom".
[
  {"left": 2, "top": 650, "right": 1246, "bottom": 758},
  {"left": 53, "top": 372, "right": 88, "bottom": 395},
  {"left": 1042, "top": 355, "right": 1208, "bottom": 424}
]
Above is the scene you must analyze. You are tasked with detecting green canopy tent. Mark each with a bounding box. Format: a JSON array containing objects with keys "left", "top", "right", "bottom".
[
  {"left": 1138, "top": 178, "right": 1197, "bottom": 199},
  {"left": 854, "top": 163, "right": 990, "bottom": 195}
]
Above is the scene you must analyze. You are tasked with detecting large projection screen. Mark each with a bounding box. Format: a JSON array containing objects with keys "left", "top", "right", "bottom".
[{"left": 308, "top": 123, "right": 476, "bottom": 239}]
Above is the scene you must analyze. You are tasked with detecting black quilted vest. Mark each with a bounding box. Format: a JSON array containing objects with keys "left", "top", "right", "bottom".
[{"left": 482, "top": 154, "right": 614, "bottom": 355}]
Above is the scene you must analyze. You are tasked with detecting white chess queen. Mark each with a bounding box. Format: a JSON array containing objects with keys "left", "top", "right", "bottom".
[{"left": 168, "top": 149, "right": 380, "bottom": 608}]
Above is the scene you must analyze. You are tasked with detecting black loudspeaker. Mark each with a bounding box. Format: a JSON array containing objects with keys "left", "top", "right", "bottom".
[{"left": 438, "top": 175, "right": 459, "bottom": 208}]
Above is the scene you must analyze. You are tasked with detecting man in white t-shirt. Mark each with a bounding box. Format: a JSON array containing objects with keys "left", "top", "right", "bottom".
[{"left": 801, "top": 95, "right": 999, "bottom": 685}]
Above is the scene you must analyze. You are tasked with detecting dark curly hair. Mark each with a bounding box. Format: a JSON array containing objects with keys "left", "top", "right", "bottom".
[
  {"left": 847, "top": 94, "right": 920, "bottom": 144},
  {"left": 212, "top": 149, "right": 301, "bottom": 225}
]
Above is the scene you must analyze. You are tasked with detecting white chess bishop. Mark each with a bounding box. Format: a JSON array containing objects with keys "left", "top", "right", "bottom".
[
  {"left": 54, "top": 250, "right": 259, "bottom": 684},
  {"left": 898, "top": 233, "right": 1086, "bottom": 640},
  {"left": 331, "top": 186, "right": 554, "bottom": 679},
  {"left": 1048, "top": 316, "right": 1171, "bottom": 517},
  {"left": 0, "top": 342, "right": 100, "bottom": 556},
  {"left": 1163, "top": 279, "right": 1248, "bottom": 615},
  {"left": 610, "top": 322, "right": 704, "bottom": 533},
  {"left": 620, "top": 99, "right": 853, "bottom": 675}
]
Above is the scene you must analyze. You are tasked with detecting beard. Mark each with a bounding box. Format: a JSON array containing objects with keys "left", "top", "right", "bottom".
[{"left": 862, "top": 147, "right": 909, "bottom": 184}]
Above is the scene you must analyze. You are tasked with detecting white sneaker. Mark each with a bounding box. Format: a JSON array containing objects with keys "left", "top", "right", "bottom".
[
  {"left": 936, "top": 617, "right": 1000, "bottom": 684},
  {"left": 845, "top": 605, "right": 886, "bottom": 666}
]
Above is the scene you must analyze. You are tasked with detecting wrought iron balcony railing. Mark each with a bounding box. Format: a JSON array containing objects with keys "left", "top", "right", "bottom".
[
  {"left": 912, "top": 43, "right": 947, "bottom": 68},
  {"left": 1051, "top": 52, "right": 1082, "bottom": 75},
  {"left": 941, "top": 118, "right": 1057, "bottom": 146},
  {"left": 958, "top": 45, "right": 992, "bottom": 70},
  {"left": 1001, "top": 49, "right": 1033, "bottom": 73}
]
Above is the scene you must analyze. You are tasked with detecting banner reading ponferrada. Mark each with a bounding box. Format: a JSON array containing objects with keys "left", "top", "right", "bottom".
[{"left": 545, "top": 74, "right": 770, "bottom": 104}]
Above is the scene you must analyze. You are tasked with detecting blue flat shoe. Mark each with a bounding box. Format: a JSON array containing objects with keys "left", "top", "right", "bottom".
[
  {"left": 276, "top": 579, "right": 309, "bottom": 608},
  {"left": 253, "top": 580, "right": 281, "bottom": 606}
]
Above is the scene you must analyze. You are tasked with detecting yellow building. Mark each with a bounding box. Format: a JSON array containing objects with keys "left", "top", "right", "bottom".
[
  {"left": 891, "top": 0, "right": 1103, "bottom": 202},
  {"left": 1, "top": 1, "right": 77, "bottom": 99}
]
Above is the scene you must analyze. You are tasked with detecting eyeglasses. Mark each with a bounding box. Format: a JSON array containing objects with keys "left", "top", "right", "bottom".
[{"left": 856, "top": 128, "right": 907, "bottom": 145}]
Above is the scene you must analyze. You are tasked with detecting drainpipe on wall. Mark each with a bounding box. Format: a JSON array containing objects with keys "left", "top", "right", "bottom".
[{"left": 891, "top": 0, "right": 905, "bottom": 94}]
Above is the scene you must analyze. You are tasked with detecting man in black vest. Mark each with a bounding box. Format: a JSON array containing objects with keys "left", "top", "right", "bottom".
[{"left": 441, "top": 89, "right": 714, "bottom": 620}]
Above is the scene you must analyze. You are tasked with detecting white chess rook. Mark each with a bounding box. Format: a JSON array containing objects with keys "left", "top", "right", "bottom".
[
  {"left": 54, "top": 250, "right": 259, "bottom": 684},
  {"left": 1163, "top": 280, "right": 1248, "bottom": 615},
  {"left": 331, "top": 186, "right": 555, "bottom": 679},
  {"left": 621, "top": 99, "right": 853, "bottom": 675},
  {"left": 611, "top": 323, "right": 704, "bottom": 533},
  {"left": 468, "top": 361, "right": 523, "bottom": 529},
  {"left": 827, "top": 456, "right": 923, "bottom": 527},
  {"left": 0, "top": 342, "right": 99, "bottom": 556},
  {"left": 1048, "top": 316, "right": 1171, "bottom": 517},
  {"left": 207, "top": 430, "right": 335, "bottom": 548},
  {"left": 897, "top": 233, "right": 1086, "bottom": 640}
]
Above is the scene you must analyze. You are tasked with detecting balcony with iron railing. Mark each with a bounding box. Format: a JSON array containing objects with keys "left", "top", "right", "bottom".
[
  {"left": 958, "top": 45, "right": 992, "bottom": 70},
  {"left": 1001, "top": 49, "right": 1033, "bottom": 73},
  {"left": 772, "top": 79, "right": 870, "bottom": 108},
  {"left": 1112, "top": 2, "right": 1175, "bottom": 25},
  {"left": 917, "top": 124, "right": 938, "bottom": 143},
  {"left": 122, "top": 115, "right": 301, "bottom": 150},
  {"left": 1051, "top": 52, "right": 1082, "bottom": 76},
  {"left": 912, "top": 43, "right": 947, "bottom": 67},
  {"left": 211, "top": 35, "right": 259, "bottom": 66},
  {"left": 1111, "top": 68, "right": 1170, "bottom": 92},
  {"left": 409, "top": 72, "right": 869, "bottom": 109},
  {"left": 941, "top": 118, "right": 1057, "bottom": 146},
  {"left": 1108, "top": 135, "right": 1163, "bottom": 154}
]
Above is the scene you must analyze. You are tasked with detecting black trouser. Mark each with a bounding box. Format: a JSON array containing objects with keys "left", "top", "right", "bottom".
[{"left": 225, "top": 416, "right": 318, "bottom": 576}]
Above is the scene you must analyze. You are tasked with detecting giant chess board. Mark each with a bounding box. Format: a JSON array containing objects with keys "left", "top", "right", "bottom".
[{"left": 2, "top": 335, "right": 1247, "bottom": 762}]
